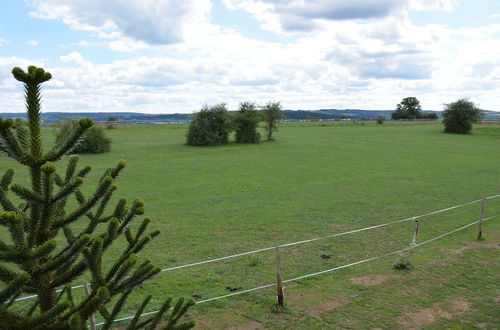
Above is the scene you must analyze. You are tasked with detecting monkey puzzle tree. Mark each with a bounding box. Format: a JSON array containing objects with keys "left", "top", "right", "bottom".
[{"left": 0, "top": 66, "right": 194, "bottom": 329}]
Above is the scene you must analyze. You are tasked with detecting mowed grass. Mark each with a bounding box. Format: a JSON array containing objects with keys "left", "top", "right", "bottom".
[{"left": 1, "top": 121, "right": 499, "bottom": 329}]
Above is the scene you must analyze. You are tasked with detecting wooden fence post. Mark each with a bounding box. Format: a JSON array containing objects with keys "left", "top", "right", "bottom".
[
  {"left": 83, "top": 281, "right": 97, "bottom": 330},
  {"left": 478, "top": 197, "right": 486, "bottom": 240},
  {"left": 410, "top": 218, "right": 420, "bottom": 248},
  {"left": 275, "top": 246, "right": 284, "bottom": 307},
  {"left": 405, "top": 218, "right": 420, "bottom": 264}
]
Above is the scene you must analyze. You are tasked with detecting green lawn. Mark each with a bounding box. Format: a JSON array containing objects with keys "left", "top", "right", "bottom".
[{"left": 2, "top": 121, "right": 499, "bottom": 329}]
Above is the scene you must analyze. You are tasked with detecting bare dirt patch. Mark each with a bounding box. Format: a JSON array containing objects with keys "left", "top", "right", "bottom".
[
  {"left": 438, "top": 242, "right": 500, "bottom": 255},
  {"left": 397, "top": 296, "right": 473, "bottom": 328},
  {"left": 307, "top": 296, "right": 350, "bottom": 318},
  {"left": 349, "top": 274, "right": 399, "bottom": 287},
  {"left": 226, "top": 320, "right": 265, "bottom": 330},
  {"left": 450, "top": 297, "right": 471, "bottom": 314}
]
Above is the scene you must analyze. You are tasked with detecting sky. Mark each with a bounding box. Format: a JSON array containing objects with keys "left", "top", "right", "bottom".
[{"left": 0, "top": 0, "right": 499, "bottom": 114}]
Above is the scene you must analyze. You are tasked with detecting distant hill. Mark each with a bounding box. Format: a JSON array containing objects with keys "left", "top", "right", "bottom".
[{"left": 1, "top": 109, "right": 498, "bottom": 125}]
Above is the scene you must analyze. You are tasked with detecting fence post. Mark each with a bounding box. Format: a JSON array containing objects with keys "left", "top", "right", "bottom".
[
  {"left": 275, "top": 246, "right": 284, "bottom": 307},
  {"left": 83, "top": 281, "right": 97, "bottom": 330},
  {"left": 478, "top": 197, "right": 486, "bottom": 240},
  {"left": 402, "top": 218, "right": 420, "bottom": 268},
  {"left": 409, "top": 218, "right": 420, "bottom": 255}
]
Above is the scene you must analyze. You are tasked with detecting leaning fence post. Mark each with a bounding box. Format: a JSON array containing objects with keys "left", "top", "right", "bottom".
[
  {"left": 478, "top": 197, "right": 486, "bottom": 240},
  {"left": 275, "top": 246, "right": 284, "bottom": 307},
  {"left": 83, "top": 281, "right": 97, "bottom": 330},
  {"left": 408, "top": 218, "right": 420, "bottom": 256}
]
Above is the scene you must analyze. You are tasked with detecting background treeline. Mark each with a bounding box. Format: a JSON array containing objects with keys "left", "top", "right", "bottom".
[{"left": 2, "top": 109, "right": 499, "bottom": 125}]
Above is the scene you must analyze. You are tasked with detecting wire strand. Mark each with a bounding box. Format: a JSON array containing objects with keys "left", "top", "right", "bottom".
[{"left": 95, "top": 214, "right": 497, "bottom": 327}]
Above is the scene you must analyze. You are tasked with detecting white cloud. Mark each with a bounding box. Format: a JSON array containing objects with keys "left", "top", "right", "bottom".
[
  {"left": 28, "top": 0, "right": 212, "bottom": 45},
  {"left": 25, "top": 40, "right": 39, "bottom": 46},
  {"left": 1, "top": 1, "right": 498, "bottom": 113},
  {"left": 222, "top": 0, "right": 457, "bottom": 33}
]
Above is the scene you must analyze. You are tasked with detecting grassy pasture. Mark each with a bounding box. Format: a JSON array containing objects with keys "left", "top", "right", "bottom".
[{"left": 1, "top": 121, "right": 499, "bottom": 329}]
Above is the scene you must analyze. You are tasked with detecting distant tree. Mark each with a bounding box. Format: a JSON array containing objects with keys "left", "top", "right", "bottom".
[
  {"left": 234, "top": 102, "right": 261, "bottom": 143},
  {"left": 106, "top": 116, "right": 118, "bottom": 129},
  {"left": 261, "top": 101, "right": 284, "bottom": 141},
  {"left": 392, "top": 97, "right": 422, "bottom": 120},
  {"left": 0, "top": 66, "right": 194, "bottom": 329},
  {"left": 376, "top": 115, "right": 385, "bottom": 124},
  {"left": 56, "top": 122, "right": 112, "bottom": 153},
  {"left": 186, "top": 103, "right": 232, "bottom": 146},
  {"left": 443, "top": 99, "right": 482, "bottom": 134}
]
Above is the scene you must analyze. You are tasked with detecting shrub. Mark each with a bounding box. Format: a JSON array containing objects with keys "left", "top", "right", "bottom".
[
  {"left": 186, "top": 103, "right": 232, "bottom": 146},
  {"left": 376, "top": 115, "right": 385, "bottom": 124},
  {"left": 393, "top": 256, "right": 412, "bottom": 270},
  {"left": 443, "top": 99, "right": 482, "bottom": 134},
  {"left": 234, "top": 102, "right": 261, "bottom": 143},
  {"left": 262, "top": 101, "right": 284, "bottom": 141},
  {"left": 57, "top": 122, "right": 112, "bottom": 153},
  {"left": 106, "top": 116, "right": 118, "bottom": 129}
]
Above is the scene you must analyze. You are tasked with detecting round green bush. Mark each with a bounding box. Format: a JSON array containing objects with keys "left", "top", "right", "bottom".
[
  {"left": 443, "top": 99, "right": 482, "bottom": 134},
  {"left": 186, "top": 103, "right": 232, "bottom": 146},
  {"left": 56, "top": 122, "right": 111, "bottom": 153}
]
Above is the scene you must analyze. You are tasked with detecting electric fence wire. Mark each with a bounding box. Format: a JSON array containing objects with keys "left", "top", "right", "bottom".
[
  {"left": 94, "top": 214, "right": 498, "bottom": 327},
  {"left": 11, "top": 194, "right": 500, "bottom": 303}
]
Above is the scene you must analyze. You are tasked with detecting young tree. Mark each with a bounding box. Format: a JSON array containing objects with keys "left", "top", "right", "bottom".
[
  {"left": 0, "top": 66, "right": 194, "bottom": 329},
  {"left": 186, "top": 103, "right": 232, "bottom": 146},
  {"left": 375, "top": 115, "right": 385, "bottom": 125},
  {"left": 443, "top": 98, "right": 482, "bottom": 134},
  {"left": 233, "top": 102, "right": 261, "bottom": 143},
  {"left": 106, "top": 116, "right": 118, "bottom": 129},
  {"left": 261, "top": 102, "right": 284, "bottom": 141},
  {"left": 392, "top": 97, "right": 422, "bottom": 120}
]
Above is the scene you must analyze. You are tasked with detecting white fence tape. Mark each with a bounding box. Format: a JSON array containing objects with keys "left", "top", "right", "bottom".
[
  {"left": 95, "top": 214, "right": 498, "bottom": 327},
  {"left": 13, "top": 194, "right": 499, "bottom": 303}
]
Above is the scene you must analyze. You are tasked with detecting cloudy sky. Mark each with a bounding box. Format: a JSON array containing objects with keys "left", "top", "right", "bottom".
[{"left": 0, "top": 0, "right": 499, "bottom": 113}]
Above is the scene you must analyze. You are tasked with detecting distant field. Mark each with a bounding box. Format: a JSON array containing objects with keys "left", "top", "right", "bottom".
[{"left": 2, "top": 121, "right": 499, "bottom": 329}]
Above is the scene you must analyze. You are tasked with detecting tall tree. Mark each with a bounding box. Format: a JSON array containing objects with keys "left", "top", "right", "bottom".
[
  {"left": 392, "top": 97, "right": 422, "bottom": 120},
  {"left": 442, "top": 98, "right": 482, "bottom": 134},
  {"left": 0, "top": 66, "right": 194, "bottom": 329},
  {"left": 261, "top": 102, "right": 284, "bottom": 141}
]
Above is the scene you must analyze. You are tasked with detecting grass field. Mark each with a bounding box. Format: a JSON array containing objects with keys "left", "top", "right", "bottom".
[{"left": 2, "top": 121, "right": 499, "bottom": 329}]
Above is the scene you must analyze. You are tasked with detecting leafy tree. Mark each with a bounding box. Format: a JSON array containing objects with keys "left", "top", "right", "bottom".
[
  {"left": 375, "top": 116, "right": 385, "bottom": 125},
  {"left": 392, "top": 97, "right": 422, "bottom": 120},
  {"left": 56, "top": 123, "right": 112, "bottom": 154},
  {"left": 0, "top": 66, "right": 194, "bottom": 329},
  {"left": 261, "top": 102, "right": 284, "bottom": 141},
  {"left": 106, "top": 116, "right": 118, "bottom": 129},
  {"left": 234, "top": 102, "right": 261, "bottom": 143},
  {"left": 186, "top": 103, "right": 232, "bottom": 146},
  {"left": 443, "top": 98, "right": 482, "bottom": 134}
]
